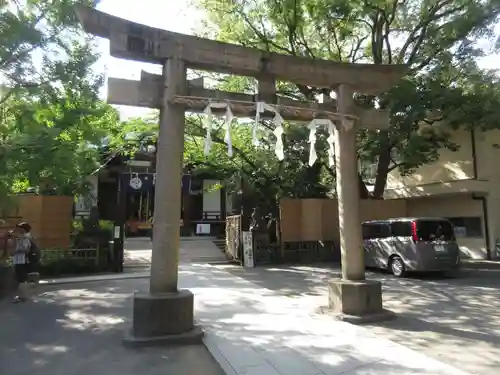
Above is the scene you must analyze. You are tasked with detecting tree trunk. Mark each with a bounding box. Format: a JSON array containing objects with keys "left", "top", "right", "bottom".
[{"left": 372, "top": 148, "right": 391, "bottom": 199}]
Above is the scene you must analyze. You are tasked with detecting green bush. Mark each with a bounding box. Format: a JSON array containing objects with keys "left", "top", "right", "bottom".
[
  {"left": 39, "top": 248, "right": 111, "bottom": 277},
  {"left": 40, "top": 258, "right": 109, "bottom": 277},
  {"left": 72, "top": 217, "right": 114, "bottom": 251}
]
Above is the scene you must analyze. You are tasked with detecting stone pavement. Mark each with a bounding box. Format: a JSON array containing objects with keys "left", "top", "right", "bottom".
[
  {"left": 0, "top": 274, "right": 224, "bottom": 375},
  {"left": 1, "top": 259, "right": 474, "bottom": 375},
  {"left": 123, "top": 236, "right": 227, "bottom": 270},
  {"left": 0, "top": 238, "right": 228, "bottom": 375},
  {"left": 223, "top": 264, "right": 500, "bottom": 375}
]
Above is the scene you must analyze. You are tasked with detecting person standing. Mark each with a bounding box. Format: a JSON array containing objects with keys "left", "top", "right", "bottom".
[{"left": 10, "top": 222, "right": 36, "bottom": 303}]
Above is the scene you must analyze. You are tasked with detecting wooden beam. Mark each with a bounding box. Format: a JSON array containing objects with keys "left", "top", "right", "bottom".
[
  {"left": 75, "top": 5, "right": 407, "bottom": 95},
  {"left": 107, "top": 76, "right": 390, "bottom": 129}
]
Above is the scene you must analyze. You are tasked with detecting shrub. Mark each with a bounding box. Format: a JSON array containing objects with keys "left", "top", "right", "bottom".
[
  {"left": 39, "top": 248, "right": 110, "bottom": 277},
  {"left": 72, "top": 217, "right": 114, "bottom": 251}
]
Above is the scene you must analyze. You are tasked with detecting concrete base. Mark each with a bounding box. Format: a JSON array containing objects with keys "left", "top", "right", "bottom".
[
  {"left": 123, "top": 289, "right": 203, "bottom": 346},
  {"left": 123, "top": 325, "right": 204, "bottom": 347},
  {"left": 320, "top": 278, "right": 396, "bottom": 324}
]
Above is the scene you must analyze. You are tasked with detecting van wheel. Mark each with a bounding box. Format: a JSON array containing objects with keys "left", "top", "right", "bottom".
[{"left": 390, "top": 256, "right": 406, "bottom": 277}]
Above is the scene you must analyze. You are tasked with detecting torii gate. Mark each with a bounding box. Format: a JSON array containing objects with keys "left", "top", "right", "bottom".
[{"left": 75, "top": 5, "right": 407, "bottom": 344}]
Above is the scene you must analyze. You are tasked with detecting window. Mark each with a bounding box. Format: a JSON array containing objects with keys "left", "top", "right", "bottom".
[
  {"left": 390, "top": 222, "right": 412, "bottom": 237},
  {"left": 362, "top": 223, "right": 390, "bottom": 239},
  {"left": 416, "top": 220, "right": 455, "bottom": 241},
  {"left": 447, "top": 217, "right": 483, "bottom": 238}
]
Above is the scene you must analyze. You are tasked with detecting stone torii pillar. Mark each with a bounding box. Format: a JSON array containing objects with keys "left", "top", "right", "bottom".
[
  {"left": 124, "top": 58, "right": 204, "bottom": 344},
  {"left": 327, "top": 85, "right": 394, "bottom": 322},
  {"left": 336, "top": 85, "right": 365, "bottom": 281}
]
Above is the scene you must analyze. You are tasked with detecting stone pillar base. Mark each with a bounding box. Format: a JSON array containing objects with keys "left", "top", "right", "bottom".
[
  {"left": 123, "top": 289, "right": 204, "bottom": 346},
  {"left": 319, "top": 279, "right": 395, "bottom": 324}
]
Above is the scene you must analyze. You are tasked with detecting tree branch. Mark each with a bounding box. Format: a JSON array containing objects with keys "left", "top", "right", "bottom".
[{"left": 188, "top": 122, "right": 260, "bottom": 171}]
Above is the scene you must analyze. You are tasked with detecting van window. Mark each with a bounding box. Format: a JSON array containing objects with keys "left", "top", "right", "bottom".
[
  {"left": 362, "top": 223, "right": 390, "bottom": 239},
  {"left": 390, "top": 222, "right": 412, "bottom": 237},
  {"left": 416, "top": 220, "right": 455, "bottom": 241}
]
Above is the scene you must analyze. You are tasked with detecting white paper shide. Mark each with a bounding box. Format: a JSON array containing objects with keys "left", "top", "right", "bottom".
[{"left": 201, "top": 101, "right": 355, "bottom": 165}]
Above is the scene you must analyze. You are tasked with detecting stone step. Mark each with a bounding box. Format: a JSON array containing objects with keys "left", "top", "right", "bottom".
[{"left": 212, "top": 239, "right": 226, "bottom": 252}]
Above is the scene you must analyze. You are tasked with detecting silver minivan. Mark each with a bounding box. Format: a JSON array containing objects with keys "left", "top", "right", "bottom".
[{"left": 362, "top": 217, "right": 461, "bottom": 277}]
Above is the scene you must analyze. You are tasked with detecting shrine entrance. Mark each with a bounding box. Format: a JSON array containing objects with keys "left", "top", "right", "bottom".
[
  {"left": 76, "top": 4, "right": 407, "bottom": 344},
  {"left": 112, "top": 170, "right": 192, "bottom": 272},
  {"left": 121, "top": 172, "right": 155, "bottom": 237}
]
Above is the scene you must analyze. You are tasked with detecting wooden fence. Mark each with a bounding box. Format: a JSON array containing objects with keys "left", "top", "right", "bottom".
[
  {"left": 1, "top": 195, "right": 73, "bottom": 249},
  {"left": 279, "top": 198, "right": 408, "bottom": 244},
  {"left": 225, "top": 215, "right": 242, "bottom": 260},
  {"left": 42, "top": 248, "right": 102, "bottom": 265},
  {"left": 278, "top": 198, "right": 408, "bottom": 261}
]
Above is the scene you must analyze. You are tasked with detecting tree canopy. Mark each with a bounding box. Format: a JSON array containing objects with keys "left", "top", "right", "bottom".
[
  {"left": 193, "top": 0, "right": 500, "bottom": 198},
  {"left": 184, "top": 115, "right": 333, "bottom": 213},
  {"left": 0, "top": 0, "right": 123, "bottom": 206}
]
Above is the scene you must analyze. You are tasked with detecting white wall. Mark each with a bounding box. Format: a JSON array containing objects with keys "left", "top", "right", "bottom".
[{"left": 203, "top": 180, "right": 221, "bottom": 216}]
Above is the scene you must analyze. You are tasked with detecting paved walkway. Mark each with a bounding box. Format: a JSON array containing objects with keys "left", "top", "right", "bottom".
[
  {"left": 194, "top": 265, "right": 470, "bottom": 375},
  {"left": 223, "top": 264, "right": 500, "bottom": 375},
  {"left": 123, "top": 237, "right": 227, "bottom": 269},
  {"left": 0, "top": 238, "right": 229, "bottom": 375},
  {"left": 0, "top": 272, "right": 224, "bottom": 375},
  {"left": 1, "top": 261, "right": 472, "bottom": 375}
]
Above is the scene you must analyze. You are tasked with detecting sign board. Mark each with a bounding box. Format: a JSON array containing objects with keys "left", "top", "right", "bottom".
[
  {"left": 126, "top": 160, "right": 151, "bottom": 167},
  {"left": 121, "top": 173, "right": 191, "bottom": 193},
  {"left": 242, "top": 231, "right": 255, "bottom": 268},
  {"left": 196, "top": 223, "right": 211, "bottom": 235}
]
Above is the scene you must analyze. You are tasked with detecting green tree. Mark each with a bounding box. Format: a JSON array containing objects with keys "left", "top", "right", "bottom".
[
  {"left": 119, "top": 112, "right": 333, "bottom": 214},
  {"left": 194, "top": 0, "right": 500, "bottom": 198},
  {"left": 107, "top": 114, "right": 159, "bottom": 157},
  {"left": 184, "top": 116, "right": 332, "bottom": 215},
  {"left": 0, "top": 0, "right": 97, "bottom": 101},
  {"left": 0, "top": 0, "right": 124, "bottom": 205},
  {"left": 2, "top": 40, "right": 120, "bottom": 196}
]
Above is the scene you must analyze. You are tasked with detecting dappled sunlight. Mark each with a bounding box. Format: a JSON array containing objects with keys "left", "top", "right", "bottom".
[
  {"left": 185, "top": 264, "right": 470, "bottom": 375},
  {"left": 2, "top": 255, "right": 496, "bottom": 375},
  {"left": 221, "top": 263, "right": 500, "bottom": 375},
  {"left": 25, "top": 344, "right": 69, "bottom": 354},
  {"left": 56, "top": 310, "right": 125, "bottom": 332},
  {"left": 38, "top": 288, "right": 129, "bottom": 310}
]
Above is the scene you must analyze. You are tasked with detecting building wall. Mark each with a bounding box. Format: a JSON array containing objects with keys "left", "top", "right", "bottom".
[
  {"left": 202, "top": 180, "right": 221, "bottom": 218},
  {"left": 280, "top": 197, "right": 489, "bottom": 259},
  {"left": 386, "top": 129, "right": 475, "bottom": 188},
  {"left": 387, "top": 129, "right": 500, "bottom": 188},
  {"left": 406, "top": 196, "right": 486, "bottom": 259},
  {"left": 383, "top": 128, "right": 500, "bottom": 259},
  {"left": 474, "top": 129, "right": 500, "bottom": 180}
]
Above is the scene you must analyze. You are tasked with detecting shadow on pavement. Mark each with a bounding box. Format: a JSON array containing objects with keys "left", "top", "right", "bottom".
[
  {"left": 0, "top": 278, "right": 224, "bottom": 375},
  {"left": 181, "top": 264, "right": 460, "bottom": 375},
  {"left": 0, "top": 264, "right": 457, "bottom": 375},
  {"left": 223, "top": 263, "right": 500, "bottom": 375}
]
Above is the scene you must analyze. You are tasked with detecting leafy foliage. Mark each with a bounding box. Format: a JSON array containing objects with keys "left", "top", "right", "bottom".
[
  {"left": 0, "top": 0, "right": 123, "bottom": 205},
  {"left": 184, "top": 115, "right": 332, "bottom": 213},
  {"left": 194, "top": 0, "right": 500, "bottom": 197},
  {"left": 0, "top": 0, "right": 97, "bottom": 99}
]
